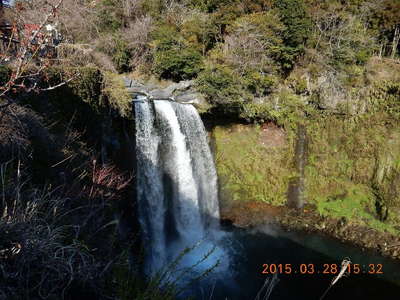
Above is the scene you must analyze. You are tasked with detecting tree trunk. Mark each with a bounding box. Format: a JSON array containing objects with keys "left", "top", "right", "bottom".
[
  {"left": 287, "top": 124, "right": 308, "bottom": 209},
  {"left": 391, "top": 25, "right": 399, "bottom": 59},
  {"left": 379, "top": 42, "right": 384, "bottom": 59}
]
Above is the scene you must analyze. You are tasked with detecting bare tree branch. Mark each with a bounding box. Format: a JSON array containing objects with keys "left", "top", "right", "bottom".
[{"left": 0, "top": 0, "right": 79, "bottom": 108}]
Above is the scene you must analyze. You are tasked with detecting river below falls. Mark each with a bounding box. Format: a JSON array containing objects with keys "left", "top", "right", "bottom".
[{"left": 180, "top": 224, "right": 400, "bottom": 300}]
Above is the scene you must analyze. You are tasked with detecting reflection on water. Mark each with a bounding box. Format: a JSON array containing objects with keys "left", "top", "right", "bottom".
[{"left": 184, "top": 224, "right": 400, "bottom": 300}]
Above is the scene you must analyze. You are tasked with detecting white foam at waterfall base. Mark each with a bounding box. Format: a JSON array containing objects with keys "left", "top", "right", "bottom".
[{"left": 135, "top": 99, "right": 232, "bottom": 286}]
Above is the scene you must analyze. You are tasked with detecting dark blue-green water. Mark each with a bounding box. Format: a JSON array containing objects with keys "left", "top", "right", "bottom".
[{"left": 184, "top": 224, "right": 400, "bottom": 300}]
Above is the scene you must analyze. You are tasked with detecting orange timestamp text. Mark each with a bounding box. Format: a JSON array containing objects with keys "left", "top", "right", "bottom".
[{"left": 261, "top": 263, "right": 383, "bottom": 275}]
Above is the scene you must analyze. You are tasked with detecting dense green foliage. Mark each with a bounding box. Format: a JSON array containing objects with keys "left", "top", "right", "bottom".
[
  {"left": 196, "top": 64, "right": 246, "bottom": 105},
  {"left": 49, "top": 0, "right": 399, "bottom": 122},
  {"left": 274, "top": 0, "right": 311, "bottom": 70},
  {"left": 274, "top": 0, "right": 311, "bottom": 48},
  {"left": 111, "top": 37, "right": 132, "bottom": 73},
  {"left": 95, "top": 0, "right": 124, "bottom": 32},
  {"left": 151, "top": 25, "right": 204, "bottom": 80}
]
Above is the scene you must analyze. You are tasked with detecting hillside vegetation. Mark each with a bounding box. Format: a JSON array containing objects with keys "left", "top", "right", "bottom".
[
  {"left": 6, "top": 0, "right": 400, "bottom": 243},
  {"left": 1, "top": 0, "right": 400, "bottom": 297},
  {"left": 21, "top": 0, "right": 396, "bottom": 119}
]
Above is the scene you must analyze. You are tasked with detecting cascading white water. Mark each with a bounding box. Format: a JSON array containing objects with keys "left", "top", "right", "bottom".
[
  {"left": 155, "top": 101, "right": 205, "bottom": 243},
  {"left": 173, "top": 104, "right": 220, "bottom": 225},
  {"left": 135, "top": 99, "right": 222, "bottom": 274},
  {"left": 135, "top": 97, "right": 166, "bottom": 272}
]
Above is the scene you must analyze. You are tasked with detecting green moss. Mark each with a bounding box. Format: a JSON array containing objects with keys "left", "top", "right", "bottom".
[
  {"left": 315, "top": 185, "right": 398, "bottom": 234},
  {"left": 305, "top": 114, "right": 400, "bottom": 234},
  {"left": 368, "top": 80, "right": 400, "bottom": 119},
  {"left": 215, "top": 110, "right": 400, "bottom": 235},
  {"left": 213, "top": 125, "right": 294, "bottom": 206},
  {"left": 102, "top": 72, "right": 132, "bottom": 118},
  {"left": 69, "top": 67, "right": 104, "bottom": 109}
]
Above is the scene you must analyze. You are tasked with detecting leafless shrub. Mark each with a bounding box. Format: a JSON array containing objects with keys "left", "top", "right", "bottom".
[
  {"left": 0, "top": 109, "right": 130, "bottom": 298},
  {"left": 89, "top": 162, "right": 132, "bottom": 201},
  {"left": 0, "top": 159, "right": 128, "bottom": 299},
  {"left": 90, "top": 14, "right": 153, "bottom": 71},
  {"left": 20, "top": 0, "right": 99, "bottom": 42},
  {"left": 121, "top": 0, "right": 144, "bottom": 19},
  {"left": 57, "top": 43, "right": 116, "bottom": 71},
  {"left": 0, "top": 180, "right": 102, "bottom": 299},
  {"left": 164, "top": 1, "right": 193, "bottom": 27},
  {"left": 59, "top": 0, "right": 101, "bottom": 42},
  {"left": 123, "top": 16, "right": 153, "bottom": 69},
  {"left": 0, "top": 104, "right": 52, "bottom": 163},
  {"left": 94, "top": 34, "right": 116, "bottom": 57},
  {"left": 311, "top": 7, "right": 377, "bottom": 61},
  {"left": 91, "top": 51, "right": 117, "bottom": 72},
  {"left": 219, "top": 14, "right": 284, "bottom": 75},
  {"left": 1, "top": 0, "right": 80, "bottom": 109},
  {"left": 223, "top": 33, "right": 275, "bottom": 75}
]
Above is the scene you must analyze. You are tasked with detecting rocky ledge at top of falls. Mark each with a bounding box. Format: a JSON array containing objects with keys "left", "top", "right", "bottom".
[{"left": 123, "top": 77, "right": 209, "bottom": 110}]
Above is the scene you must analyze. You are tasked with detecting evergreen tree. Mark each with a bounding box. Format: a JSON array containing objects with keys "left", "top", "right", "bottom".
[{"left": 274, "top": 0, "right": 311, "bottom": 48}]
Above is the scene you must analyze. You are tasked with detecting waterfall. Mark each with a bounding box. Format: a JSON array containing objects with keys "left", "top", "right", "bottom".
[
  {"left": 135, "top": 98, "right": 166, "bottom": 272},
  {"left": 135, "top": 99, "right": 220, "bottom": 274}
]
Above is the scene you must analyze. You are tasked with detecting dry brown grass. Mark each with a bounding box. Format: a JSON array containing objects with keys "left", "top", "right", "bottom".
[
  {"left": 365, "top": 57, "right": 400, "bottom": 83},
  {"left": 0, "top": 104, "right": 52, "bottom": 163},
  {"left": 0, "top": 156, "right": 132, "bottom": 299}
]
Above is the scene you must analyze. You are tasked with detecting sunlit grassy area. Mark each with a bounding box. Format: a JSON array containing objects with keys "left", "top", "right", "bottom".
[
  {"left": 213, "top": 113, "right": 400, "bottom": 235},
  {"left": 306, "top": 114, "right": 400, "bottom": 235},
  {"left": 213, "top": 124, "right": 295, "bottom": 207}
]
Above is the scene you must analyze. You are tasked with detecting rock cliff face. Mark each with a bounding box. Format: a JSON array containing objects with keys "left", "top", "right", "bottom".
[{"left": 123, "top": 77, "right": 209, "bottom": 111}]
